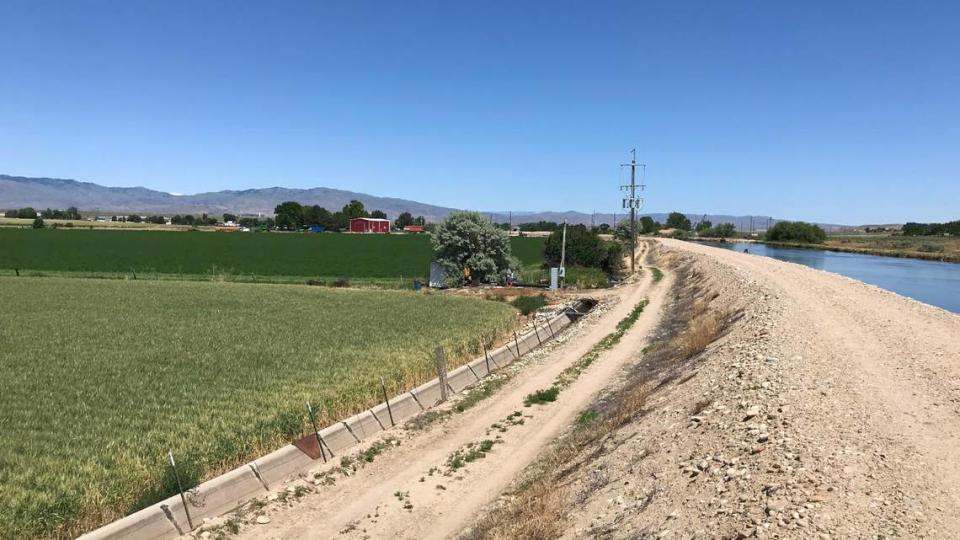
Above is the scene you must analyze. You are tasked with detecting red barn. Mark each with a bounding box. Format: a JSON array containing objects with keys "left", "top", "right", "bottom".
[{"left": 349, "top": 217, "right": 390, "bottom": 234}]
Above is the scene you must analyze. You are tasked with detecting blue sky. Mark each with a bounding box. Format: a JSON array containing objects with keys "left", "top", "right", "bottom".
[{"left": 1, "top": 1, "right": 958, "bottom": 224}]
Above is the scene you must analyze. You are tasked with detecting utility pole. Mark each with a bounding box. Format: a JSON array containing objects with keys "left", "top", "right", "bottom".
[
  {"left": 620, "top": 150, "right": 645, "bottom": 273},
  {"left": 560, "top": 221, "right": 567, "bottom": 288}
]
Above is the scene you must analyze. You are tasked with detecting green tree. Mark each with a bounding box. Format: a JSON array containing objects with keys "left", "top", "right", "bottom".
[
  {"left": 146, "top": 215, "right": 166, "bottom": 225},
  {"left": 394, "top": 211, "right": 415, "bottom": 229},
  {"left": 127, "top": 214, "right": 143, "bottom": 223},
  {"left": 303, "top": 205, "right": 332, "bottom": 228},
  {"left": 546, "top": 225, "right": 624, "bottom": 275},
  {"left": 223, "top": 213, "right": 237, "bottom": 223},
  {"left": 32, "top": 218, "right": 45, "bottom": 229},
  {"left": 432, "top": 211, "right": 519, "bottom": 285},
  {"left": 695, "top": 219, "right": 712, "bottom": 233},
  {"left": 639, "top": 216, "right": 657, "bottom": 234},
  {"left": 66, "top": 207, "right": 81, "bottom": 220},
  {"left": 711, "top": 223, "right": 737, "bottom": 239},
  {"left": 4, "top": 209, "right": 16, "bottom": 218},
  {"left": 765, "top": 221, "right": 826, "bottom": 243},
  {"left": 665, "top": 212, "right": 691, "bottom": 231},
  {"left": 614, "top": 221, "right": 632, "bottom": 241},
  {"left": 17, "top": 207, "right": 37, "bottom": 219},
  {"left": 545, "top": 225, "right": 607, "bottom": 268},
  {"left": 370, "top": 209, "right": 387, "bottom": 219},
  {"left": 274, "top": 201, "right": 304, "bottom": 230},
  {"left": 341, "top": 200, "right": 368, "bottom": 221}
]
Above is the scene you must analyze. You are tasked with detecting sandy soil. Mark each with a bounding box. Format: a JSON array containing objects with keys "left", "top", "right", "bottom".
[
  {"left": 546, "top": 239, "right": 960, "bottom": 539},
  {"left": 209, "top": 253, "right": 671, "bottom": 540}
]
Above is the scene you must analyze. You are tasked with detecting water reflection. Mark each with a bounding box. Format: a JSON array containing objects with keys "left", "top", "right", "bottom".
[{"left": 696, "top": 241, "right": 960, "bottom": 314}]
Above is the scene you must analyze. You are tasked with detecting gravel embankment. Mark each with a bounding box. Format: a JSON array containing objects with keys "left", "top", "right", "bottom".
[{"left": 561, "top": 239, "right": 960, "bottom": 539}]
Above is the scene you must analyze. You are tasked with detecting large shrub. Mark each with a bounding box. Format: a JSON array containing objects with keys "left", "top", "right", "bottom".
[
  {"left": 545, "top": 225, "right": 624, "bottom": 275},
  {"left": 665, "top": 212, "right": 692, "bottom": 231},
  {"left": 765, "top": 221, "right": 827, "bottom": 244},
  {"left": 700, "top": 222, "right": 737, "bottom": 239},
  {"left": 432, "top": 211, "right": 519, "bottom": 285}
]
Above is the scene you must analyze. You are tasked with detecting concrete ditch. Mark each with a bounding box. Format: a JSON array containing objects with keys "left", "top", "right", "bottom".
[{"left": 78, "top": 303, "right": 586, "bottom": 540}]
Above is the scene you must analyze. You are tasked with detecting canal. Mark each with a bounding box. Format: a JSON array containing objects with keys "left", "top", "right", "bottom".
[{"left": 697, "top": 241, "right": 960, "bottom": 314}]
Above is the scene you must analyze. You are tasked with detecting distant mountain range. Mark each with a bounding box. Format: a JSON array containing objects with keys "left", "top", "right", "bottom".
[{"left": 0, "top": 174, "right": 845, "bottom": 230}]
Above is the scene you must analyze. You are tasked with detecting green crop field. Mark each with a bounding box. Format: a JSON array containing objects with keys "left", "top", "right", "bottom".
[
  {"left": 0, "top": 277, "right": 518, "bottom": 538},
  {"left": 0, "top": 229, "right": 546, "bottom": 282}
]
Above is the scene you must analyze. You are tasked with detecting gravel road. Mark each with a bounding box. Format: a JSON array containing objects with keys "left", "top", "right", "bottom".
[{"left": 557, "top": 239, "right": 960, "bottom": 539}]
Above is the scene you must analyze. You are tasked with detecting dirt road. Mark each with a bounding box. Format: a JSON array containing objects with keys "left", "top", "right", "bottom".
[{"left": 222, "top": 259, "right": 671, "bottom": 540}]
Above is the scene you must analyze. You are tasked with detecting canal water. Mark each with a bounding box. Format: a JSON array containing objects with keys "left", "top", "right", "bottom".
[{"left": 696, "top": 241, "right": 960, "bottom": 314}]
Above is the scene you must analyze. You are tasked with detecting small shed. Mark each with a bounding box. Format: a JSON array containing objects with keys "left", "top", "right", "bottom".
[{"left": 349, "top": 218, "right": 390, "bottom": 234}]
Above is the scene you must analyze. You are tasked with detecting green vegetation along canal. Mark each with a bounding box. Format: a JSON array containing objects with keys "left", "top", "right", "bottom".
[{"left": 698, "top": 241, "right": 960, "bottom": 313}]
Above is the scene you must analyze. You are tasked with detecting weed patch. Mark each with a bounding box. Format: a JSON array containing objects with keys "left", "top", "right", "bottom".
[
  {"left": 446, "top": 440, "right": 498, "bottom": 471},
  {"left": 510, "top": 294, "right": 548, "bottom": 315},
  {"left": 523, "top": 387, "right": 560, "bottom": 406}
]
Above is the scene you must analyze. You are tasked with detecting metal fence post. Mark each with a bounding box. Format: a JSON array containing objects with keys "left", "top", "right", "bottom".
[
  {"left": 168, "top": 451, "right": 194, "bottom": 531},
  {"left": 380, "top": 376, "right": 395, "bottom": 426},
  {"left": 306, "top": 402, "right": 329, "bottom": 462}
]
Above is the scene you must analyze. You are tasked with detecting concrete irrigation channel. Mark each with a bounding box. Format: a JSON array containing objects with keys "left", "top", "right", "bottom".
[{"left": 78, "top": 301, "right": 592, "bottom": 540}]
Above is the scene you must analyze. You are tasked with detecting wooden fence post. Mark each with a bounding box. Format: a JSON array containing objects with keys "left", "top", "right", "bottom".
[
  {"left": 435, "top": 346, "right": 449, "bottom": 402},
  {"left": 481, "top": 339, "right": 492, "bottom": 372}
]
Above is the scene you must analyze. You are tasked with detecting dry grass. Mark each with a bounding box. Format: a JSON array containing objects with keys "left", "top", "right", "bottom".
[{"left": 464, "top": 258, "right": 736, "bottom": 539}]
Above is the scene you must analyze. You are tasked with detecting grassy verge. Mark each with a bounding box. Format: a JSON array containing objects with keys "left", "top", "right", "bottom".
[
  {"left": 517, "top": 265, "right": 611, "bottom": 288},
  {"left": 0, "top": 277, "right": 518, "bottom": 539},
  {"left": 761, "top": 235, "right": 960, "bottom": 263}
]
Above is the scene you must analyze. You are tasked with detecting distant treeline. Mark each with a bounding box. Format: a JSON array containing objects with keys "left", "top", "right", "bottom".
[
  {"left": 902, "top": 221, "right": 960, "bottom": 236},
  {"left": 4, "top": 207, "right": 82, "bottom": 220},
  {"left": 273, "top": 200, "right": 426, "bottom": 231}
]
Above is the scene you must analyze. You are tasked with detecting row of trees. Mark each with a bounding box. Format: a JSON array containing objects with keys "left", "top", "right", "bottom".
[
  {"left": 169, "top": 214, "right": 219, "bottom": 226},
  {"left": 5, "top": 207, "right": 82, "bottom": 220},
  {"left": 273, "top": 200, "right": 426, "bottom": 231},
  {"left": 902, "top": 221, "right": 960, "bottom": 237}
]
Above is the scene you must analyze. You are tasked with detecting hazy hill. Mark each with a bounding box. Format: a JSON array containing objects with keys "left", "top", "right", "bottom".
[
  {"left": 0, "top": 174, "right": 457, "bottom": 221},
  {"left": 0, "top": 174, "right": 841, "bottom": 230}
]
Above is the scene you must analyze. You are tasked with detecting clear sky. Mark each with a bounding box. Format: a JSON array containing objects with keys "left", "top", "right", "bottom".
[{"left": 1, "top": 1, "right": 958, "bottom": 224}]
